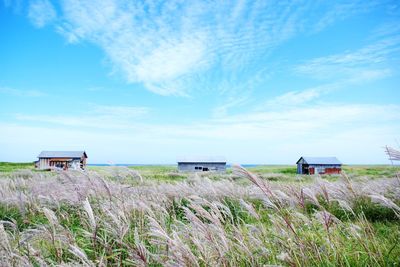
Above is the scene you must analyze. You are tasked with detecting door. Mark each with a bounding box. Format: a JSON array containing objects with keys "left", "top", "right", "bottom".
[{"left": 302, "top": 165, "right": 309, "bottom": 175}]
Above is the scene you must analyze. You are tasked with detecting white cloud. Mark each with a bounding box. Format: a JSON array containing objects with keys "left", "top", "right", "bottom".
[
  {"left": 28, "top": 0, "right": 57, "bottom": 28},
  {"left": 135, "top": 37, "right": 206, "bottom": 82}
]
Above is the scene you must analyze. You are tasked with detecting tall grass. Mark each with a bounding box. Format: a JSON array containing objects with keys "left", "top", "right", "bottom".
[{"left": 0, "top": 166, "right": 399, "bottom": 266}]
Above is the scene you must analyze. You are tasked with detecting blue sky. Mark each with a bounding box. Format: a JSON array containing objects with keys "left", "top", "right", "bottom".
[{"left": 1, "top": 0, "right": 399, "bottom": 164}]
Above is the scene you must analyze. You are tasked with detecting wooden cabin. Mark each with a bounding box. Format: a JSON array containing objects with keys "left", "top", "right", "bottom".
[
  {"left": 37, "top": 151, "right": 87, "bottom": 170},
  {"left": 177, "top": 157, "right": 226, "bottom": 172},
  {"left": 296, "top": 157, "right": 341, "bottom": 175}
]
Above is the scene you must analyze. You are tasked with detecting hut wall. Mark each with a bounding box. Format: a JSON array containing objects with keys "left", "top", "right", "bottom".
[
  {"left": 178, "top": 162, "right": 226, "bottom": 172},
  {"left": 297, "top": 163, "right": 303, "bottom": 174},
  {"left": 39, "top": 158, "right": 50, "bottom": 170},
  {"left": 308, "top": 164, "right": 342, "bottom": 174},
  {"left": 38, "top": 157, "right": 86, "bottom": 170}
]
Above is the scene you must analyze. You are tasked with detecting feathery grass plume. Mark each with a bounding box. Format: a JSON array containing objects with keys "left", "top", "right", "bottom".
[
  {"left": 385, "top": 146, "right": 400, "bottom": 161},
  {"left": 0, "top": 223, "right": 11, "bottom": 254},
  {"left": 314, "top": 210, "right": 340, "bottom": 231},
  {"left": 131, "top": 227, "right": 148, "bottom": 267},
  {"left": 100, "top": 203, "right": 130, "bottom": 241},
  {"left": 20, "top": 228, "right": 46, "bottom": 244},
  {"left": 127, "top": 168, "right": 144, "bottom": 183},
  {"left": 385, "top": 145, "right": 400, "bottom": 185},
  {"left": 340, "top": 171, "right": 357, "bottom": 197},
  {"left": 233, "top": 165, "right": 273, "bottom": 196},
  {"left": 239, "top": 199, "right": 260, "bottom": 219},
  {"left": 147, "top": 215, "right": 199, "bottom": 266},
  {"left": 277, "top": 251, "right": 292, "bottom": 263},
  {"left": 302, "top": 187, "right": 321, "bottom": 208},
  {"left": 319, "top": 181, "right": 332, "bottom": 204},
  {"left": 232, "top": 164, "right": 279, "bottom": 211},
  {"left": 369, "top": 194, "right": 400, "bottom": 218},
  {"left": 68, "top": 244, "right": 94, "bottom": 266},
  {"left": 83, "top": 198, "right": 96, "bottom": 231},
  {"left": 333, "top": 198, "right": 355, "bottom": 215},
  {"left": 59, "top": 170, "right": 85, "bottom": 201},
  {"left": 84, "top": 171, "right": 113, "bottom": 201},
  {"left": 42, "top": 207, "right": 59, "bottom": 227}
]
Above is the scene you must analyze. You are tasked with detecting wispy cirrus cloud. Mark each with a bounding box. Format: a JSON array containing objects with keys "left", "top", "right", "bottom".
[
  {"left": 19, "top": 0, "right": 385, "bottom": 96},
  {"left": 312, "top": 0, "right": 381, "bottom": 33},
  {"left": 294, "top": 36, "right": 400, "bottom": 81},
  {"left": 28, "top": 0, "right": 56, "bottom": 28},
  {"left": 212, "top": 95, "right": 250, "bottom": 118},
  {"left": 265, "top": 87, "right": 326, "bottom": 107},
  {"left": 284, "top": 34, "right": 399, "bottom": 104},
  {"left": 264, "top": 67, "right": 392, "bottom": 108}
]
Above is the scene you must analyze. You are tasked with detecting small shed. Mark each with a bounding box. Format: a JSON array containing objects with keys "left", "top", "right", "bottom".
[
  {"left": 37, "top": 151, "right": 88, "bottom": 170},
  {"left": 177, "top": 157, "right": 226, "bottom": 172},
  {"left": 296, "top": 157, "right": 341, "bottom": 175}
]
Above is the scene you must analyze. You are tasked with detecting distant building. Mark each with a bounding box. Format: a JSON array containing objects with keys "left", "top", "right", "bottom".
[
  {"left": 37, "top": 151, "right": 88, "bottom": 170},
  {"left": 296, "top": 157, "right": 342, "bottom": 175},
  {"left": 177, "top": 157, "right": 227, "bottom": 172}
]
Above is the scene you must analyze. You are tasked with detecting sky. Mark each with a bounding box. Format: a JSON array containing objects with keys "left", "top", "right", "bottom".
[{"left": 0, "top": 0, "right": 399, "bottom": 164}]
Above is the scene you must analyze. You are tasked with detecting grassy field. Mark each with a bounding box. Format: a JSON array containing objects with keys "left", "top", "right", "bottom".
[
  {"left": 0, "top": 164, "right": 399, "bottom": 266},
  {"left": 0, "top": 161, "right": 34, "bottom": 172}
]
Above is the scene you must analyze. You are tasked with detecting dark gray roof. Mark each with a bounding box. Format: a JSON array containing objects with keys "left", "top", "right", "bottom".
[
  {"left": 297, "top": 157, "right": 341, "bottom": 165},
  {"left": 38, "top": 151, "right": 87, "bottom": 158},
  {"left": 177, "top": 156, "right": 226, "bottom": 163}
]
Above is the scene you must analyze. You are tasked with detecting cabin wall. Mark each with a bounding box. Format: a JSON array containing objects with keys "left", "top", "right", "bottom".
[
  {"left": 324, "top": 167, "right": 342, "bottom": 174},
  {"left": 38, "top": 157, "right": 86, "bottom": 170},
  {"left": 296, "top": 158, "right": 306, "bottom": 174},
  {"left": 70, "top": 160, "right": 81, "bottom": 170},
  {"left": 178, "top": 163, "right": 226, "bottom": 172},
  {"left": 297, "top": 163, "right": 303, "bottom": 174},
  {"left": 39, "top": 158, "right": 50, "bottom": 170},
  {"left": 81, "top": 157, "right": 87, "bottom": 169},
  {"left": 308, "top": 164, "right": 341, "bottom": 175}
]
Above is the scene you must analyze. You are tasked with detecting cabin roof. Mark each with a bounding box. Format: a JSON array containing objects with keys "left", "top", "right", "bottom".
[
  {"left": 177, "top": 156, "right": 226, "bottom": 163},
  {"left": 297, "top": 157, "right": 341, "bottom": 165},
  {"left": 38, "top": 151, "right": 87, "bottom": 159}
]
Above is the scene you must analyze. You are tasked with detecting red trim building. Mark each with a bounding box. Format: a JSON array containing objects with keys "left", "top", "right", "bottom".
[{"left": 296, "top": 157, "right": 342, "bottom": 175}]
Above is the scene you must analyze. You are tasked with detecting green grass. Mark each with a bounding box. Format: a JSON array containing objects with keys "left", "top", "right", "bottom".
[
  {"left": 99, "top": 164, "right": 400, "bottom": 183},
  {"left": 0, "top": 161, "right": 34, "bottom": 172},
  {"left": 247, "top": 165, "right": 297, "bottom": 175},
  {"left": 129, "top": 165, "right": 187, "bottom": 182},
  {"left": 343, "top": 165, "right": 400, "bottom": 178},
  {"left": 0, "top": 203, "right": 49, "bottom": 230}
]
